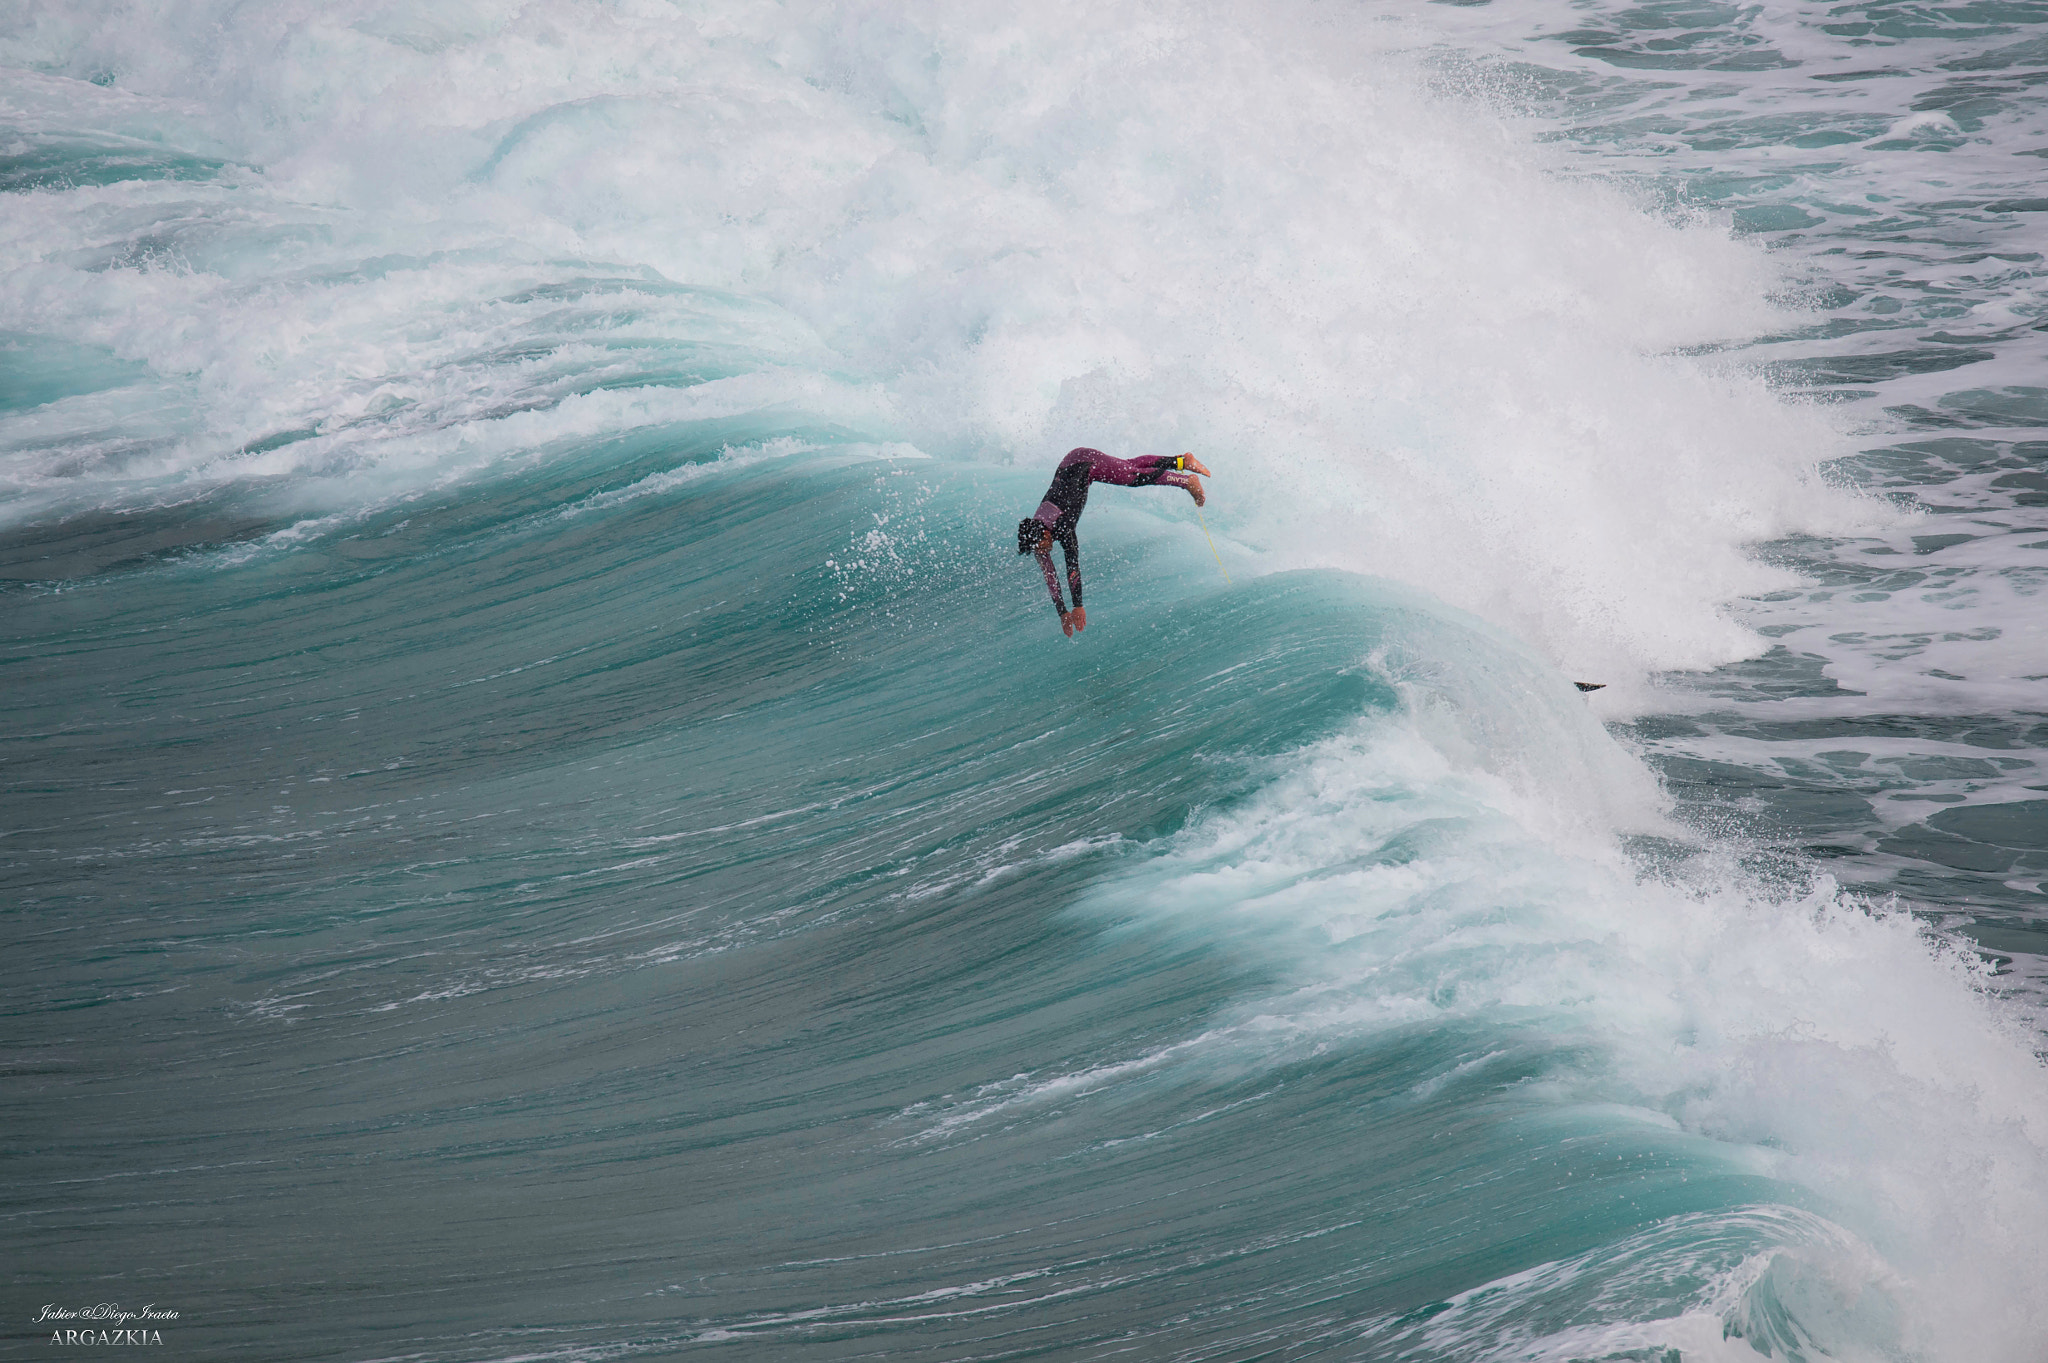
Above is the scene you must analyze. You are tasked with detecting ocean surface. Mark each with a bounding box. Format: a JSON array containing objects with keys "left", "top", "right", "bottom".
[{"left": 4, "top": 2, "right": 2046, "bottom": 1359}]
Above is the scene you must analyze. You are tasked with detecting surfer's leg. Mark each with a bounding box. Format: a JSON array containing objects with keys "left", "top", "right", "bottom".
[
  {"left": 1139, "top": 462, "right": 1204, "bottom": 503},
  {"left": 1090, "top": 452, "right": 1208, "bottom": 494},
  {"left": 1083, "top": 452, "right": 1153, "bottom": 487}
]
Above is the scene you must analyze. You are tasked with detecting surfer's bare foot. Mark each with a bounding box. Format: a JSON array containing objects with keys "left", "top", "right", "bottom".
[
  {"left": 1186, "top": 476, "right": 1205, "bottom": 506},
  {"left": 1183, "top": 454, "right": 1211, "bottom": 477}
]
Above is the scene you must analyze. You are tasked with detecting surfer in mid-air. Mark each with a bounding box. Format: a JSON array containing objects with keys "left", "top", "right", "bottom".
[{"left": 1018, "top": 447, "right": 1210, "bottom": 637}]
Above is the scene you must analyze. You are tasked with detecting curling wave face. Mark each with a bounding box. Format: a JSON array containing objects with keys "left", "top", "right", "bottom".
[{"left": 3, "top": 2, "right": 2046, "bottom": 1360}]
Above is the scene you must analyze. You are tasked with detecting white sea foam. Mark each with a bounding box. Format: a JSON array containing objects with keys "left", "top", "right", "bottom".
[
  {"left": 1, "top": 0, "right": 1883, "bottom": 680},
  {"left": 1394, "top": 0, "right": 2048, "bottom": 885},
  {"left": 1078, "top": 620, "right": 2048, "bottom": 1359}
]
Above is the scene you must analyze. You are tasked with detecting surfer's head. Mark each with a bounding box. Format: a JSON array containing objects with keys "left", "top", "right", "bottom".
[{"left": 1017, "top": 519, "right": 1045, "bottom": 555}]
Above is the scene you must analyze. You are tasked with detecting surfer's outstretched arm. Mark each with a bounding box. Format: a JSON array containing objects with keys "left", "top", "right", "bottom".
[
  {"left": 1034, "top": 534, "right": 1065, "bottom": 613},
  {"left": 1030, "top": 524, "right": 1087, "bottom": 635},
  {"left": 1035, "top": 527, "right": 1087, "bottom": 636}
]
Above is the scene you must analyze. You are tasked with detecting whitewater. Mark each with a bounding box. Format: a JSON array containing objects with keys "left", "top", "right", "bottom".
[{"left": 3, "top": 2, "right": 2045, "bottom": 1360}]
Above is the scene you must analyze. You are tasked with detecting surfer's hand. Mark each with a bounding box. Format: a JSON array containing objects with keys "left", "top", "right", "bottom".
[
  {"left": 1186, "top": 476, "right": 1205, "bottom": 507},
  {"left": 1061, "top": 610, "right": 1076, "bottom": 637},
  {"left": 1071, "top": 606, "right": 1086, "bottom": 633},
  {"left": 1183, "top": 454, "right": 1211, "bottom": 477}
]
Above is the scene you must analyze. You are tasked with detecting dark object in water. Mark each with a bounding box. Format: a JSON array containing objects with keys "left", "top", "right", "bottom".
[{"left": 1574, "top": 681, "right": 1605, "bottom": 693}]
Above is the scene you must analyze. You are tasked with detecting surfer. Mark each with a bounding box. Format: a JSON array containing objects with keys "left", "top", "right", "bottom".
[{"left": 1017, "top": 447, "right": 1209, "bottom": 637}]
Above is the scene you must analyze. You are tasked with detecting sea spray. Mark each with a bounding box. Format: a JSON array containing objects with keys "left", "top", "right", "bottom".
[{"left": 5, "top": 0, "right": 1880, "bottom": 679}]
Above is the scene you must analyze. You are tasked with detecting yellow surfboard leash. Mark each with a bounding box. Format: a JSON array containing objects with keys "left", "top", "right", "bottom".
[
  {"left": 1170, "top": 453, "right": 1230, "bottom": 584},
  {"left": 1196, "top": 502, "right": 1230, "bottom": 584}
]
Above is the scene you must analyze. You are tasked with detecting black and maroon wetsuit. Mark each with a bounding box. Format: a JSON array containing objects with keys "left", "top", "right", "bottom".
[{"left": 1031, "top": 448, "right": 1200, "bottom": 616}]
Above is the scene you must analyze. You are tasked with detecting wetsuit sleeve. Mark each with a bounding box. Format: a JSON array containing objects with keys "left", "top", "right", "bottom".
[
  {"left": 1036, "top": 539, "right": 1067, "bottom": 614},
  {"left": 1060, "top": 529, "right": 1082, "bottom": 609}
]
